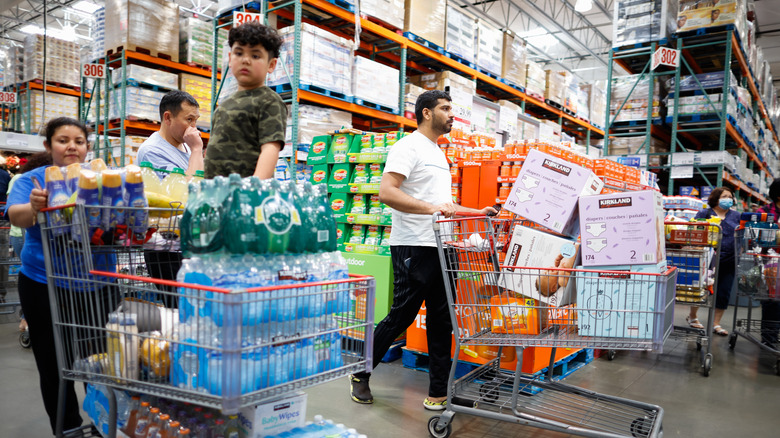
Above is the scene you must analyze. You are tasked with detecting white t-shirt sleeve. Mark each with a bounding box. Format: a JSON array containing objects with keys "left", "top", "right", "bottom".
[{"left": 383, "top": 138, "right": 416, "bottom": 178}]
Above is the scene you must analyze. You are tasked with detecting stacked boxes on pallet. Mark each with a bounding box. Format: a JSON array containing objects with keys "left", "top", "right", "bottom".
[
  {"left": 476, "top": 20, "right": 502, "bottom": 77},
  {"left": 677, "top": 0, "right": 748, "bottom": 36},
  {"left": 353, "top": 57, "right": 400, "bottom": 113},
  {"left": 21, "top": 90, "right": 78, "bottom": 133},
  {"left": 268, "top": 23, "right": 353, "bottom": 99},
  {"left": 22, "top": 35, "right": 80, "bottom": 87},
  {"left": 409, "top": 71, "right": 476, "bottom": 94},
  {"left": 612, "top": 0, "right": 678, "bottom": 47},
  {"left": 544, "top": 70, "right": 565, "bottom": 106},
  {"left": 360, "top": 0, "right": 405, "bottom": 29},
  {"left": 180, "top": 18, "right": 228, "bottom": 68},
  {"left": 501, "top": 31, "right": 527, "bottom": 88},
  {"left": 607, "top": 136, "right": 670, "bottom": 167},
  {"left": 581, "top": 83, "right": 607, "bottom": 128},
  {"left": 104, "top": 0, "right": 180, "bottom": 61},
  {"left": 403, "top": 83, "right": 424, "bottom": 120},
  {"left": 525, "top": 61, "right": 545, "bottom": 100},
  {"left": 563, "top": 73, "right": 579, "bottom": 114},
  {"left": 610, "top": 74, "right": 663, "bottom": 123},
  {"left": 99, "top": 87, "right": 168, "bottom": 122},
  {"left": 444, "top": 4, "right": 476, "bottom": 65},
  {"left": 3, "top": 46, "right": 23, "bottom": 87},
  {"left": 404, "top": 0, "right": 446, "bottom": 49},
  {"left": 285, "top": 104, "right": 352, "bottom": 158},
  {"left": 179, "top": 73, "right": 213, "bottom": 131},
  {"left": 114, "top": 64, "right": 179, "bottom": 89},
  {"left": 91, "top": 8, "right": 106, "bottom": 62}
]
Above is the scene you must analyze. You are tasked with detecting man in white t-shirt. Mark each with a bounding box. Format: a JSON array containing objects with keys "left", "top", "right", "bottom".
[
  {"left": 349, "top": 90, "right": 496, "bottom": 411},
  {"left": 136, "top": 90, "right": 204, "bottom": 179}
]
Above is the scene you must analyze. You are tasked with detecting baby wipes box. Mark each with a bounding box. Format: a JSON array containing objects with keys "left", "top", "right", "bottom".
[
  {"left": 504, "top": 148, "right": 603, "bottom": 237},
  {"left": 239, "top": 392, "right": 306, "bottom": 437},
  {"left": 576, "top": 261, "right": 670, "bottom": 339},
  {"left": 579, "top": 190, "right": 666, "bottom": 267},
  {"left": 499, "top": 224, "right": 580, "bottom": 307}
]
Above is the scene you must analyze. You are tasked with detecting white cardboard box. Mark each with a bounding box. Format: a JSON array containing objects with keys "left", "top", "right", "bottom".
[
  {"left": 499, "top": 224, "right": 580, "bottom": 307},
  {"left": 239, "top": 392, "right": 307, "bottom": 438}
]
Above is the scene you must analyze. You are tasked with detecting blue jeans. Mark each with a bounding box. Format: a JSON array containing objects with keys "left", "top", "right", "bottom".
[{"left": 10, "top": 234, "right": 24, "bottom": 258}]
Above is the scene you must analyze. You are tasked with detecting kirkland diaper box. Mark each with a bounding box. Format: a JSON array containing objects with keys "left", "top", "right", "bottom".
[
  {"left": 499, "top": 224, "right": 580, "bottom": 307},
  {"left": 579, "top": 190, "right": 666, "bottom": 267},
  {"left": 576, "top": 261, "right": 669, "bottom": 339},
  {"left": 504, "top": 149, "right": 604, "bottom": 237}
]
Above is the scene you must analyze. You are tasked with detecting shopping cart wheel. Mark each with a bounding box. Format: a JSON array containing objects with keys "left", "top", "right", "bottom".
[
  {"left": 607, "top": 350, "right": 617, "bottom": 361},
  {"left": 702, "top": 353, "right": 712, "bottom": 377},
  {"left": 427, "top": 415, "right": 451, "bottom": 438},
  {"left": 630, "top": 416, "right": 652, "bottom": 437},
  {"left": 19, "top": 331, "right": 30, "bottom": 349},
  {"left": 728, "top": 333, "right": 737, "bottom": 350}
]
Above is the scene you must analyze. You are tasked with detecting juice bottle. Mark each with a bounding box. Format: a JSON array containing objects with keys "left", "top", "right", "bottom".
[
  {"left": 140, "top": 162, "right": 163, "bottom": 194},
  {"left": 224, "top": 415, "right": 241, "bottom": 438},
  {"left": 164, "top": 167, "right": 189, "bottom": 205},
  {"left": 146, "top": 412, "right": 169, "bottom": 438},
  {"left": 163, "top": 420, "right": 181, "bottom": 438},
  {"left": 192, "top": 170, "right": 205, "bottom": 185},
  {"left": 212, "top": 418, "right": 226, "bottom": 438},
  {"left": 174, "top": 427, "right": 191, "bottom": 437},
  {"left": 122, "top": 396, "right": 142, "bottom": 436},
  {"left": 135, "top": 407, "right": 159, "bottom": 438}
]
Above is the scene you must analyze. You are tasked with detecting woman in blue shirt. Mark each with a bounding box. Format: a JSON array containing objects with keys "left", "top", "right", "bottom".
[
  {"left": 688, "top": 187, "right": 741, "bottom": 336},
  {"left": 6, "top": 118, "right": 119, "bottom": 434}
]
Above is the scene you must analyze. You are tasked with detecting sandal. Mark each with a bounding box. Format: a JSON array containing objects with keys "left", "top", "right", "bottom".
[
  {"left": 713, "top": 325, "right": 729, "bottom": 336},
  {"left": 686, "top": 316, "right": 704, "bottom": 329}
]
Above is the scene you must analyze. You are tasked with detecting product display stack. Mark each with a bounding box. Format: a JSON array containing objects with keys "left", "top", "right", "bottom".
[{"left": 22, "top": 34, "right": 80, "bottom": 87}]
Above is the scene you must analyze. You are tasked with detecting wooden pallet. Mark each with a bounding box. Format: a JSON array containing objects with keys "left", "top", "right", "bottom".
[{"left": 107, "top": 44, "right": 178, "bottom": 63}]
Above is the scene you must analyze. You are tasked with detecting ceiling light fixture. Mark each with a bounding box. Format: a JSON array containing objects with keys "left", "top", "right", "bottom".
[
  {"left": 575, "top": 0, "right": 593, "bottom": 13},
  {"left": 71, "top": 1, "right": 102, "bottom": 14},
  {"left": 20, "top": 24, "right": 44, "bottom": 35}
]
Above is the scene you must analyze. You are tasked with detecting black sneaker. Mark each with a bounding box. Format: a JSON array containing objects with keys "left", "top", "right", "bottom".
[{"left": 349, "top": 374, "right": 373, "bottom": 404}]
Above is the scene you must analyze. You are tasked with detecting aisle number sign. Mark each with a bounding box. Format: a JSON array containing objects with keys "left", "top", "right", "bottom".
[
  {"left": 82, "top": 63, "right": 106, "bottom": 79},
  {"left": 651, "top": 47, "right": 680, "bottom": 70},
  {"left": 0, "top": 91, "right": 17, "bottom": 104},
  {"left": 233, "top": 11, "right": 264, "bottom": 26}
]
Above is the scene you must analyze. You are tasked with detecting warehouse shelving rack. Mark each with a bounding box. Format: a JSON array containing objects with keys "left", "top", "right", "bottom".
[{"left": 3, "top": 80, "right": 84, "bottom": 135}]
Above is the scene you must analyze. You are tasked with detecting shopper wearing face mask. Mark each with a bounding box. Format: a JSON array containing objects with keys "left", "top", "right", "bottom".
[{"left": 687, "top": 187, "right": 740, "bottom": 336}]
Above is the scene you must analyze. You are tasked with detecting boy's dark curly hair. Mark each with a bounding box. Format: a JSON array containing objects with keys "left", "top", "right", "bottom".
[{"left": 228, "top": 21, "right": 283, "bottom": 60}]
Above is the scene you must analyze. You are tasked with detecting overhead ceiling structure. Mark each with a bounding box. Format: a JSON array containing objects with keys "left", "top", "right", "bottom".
[{"left": 0, "top": 0, "right": 779, "bottom": 93}]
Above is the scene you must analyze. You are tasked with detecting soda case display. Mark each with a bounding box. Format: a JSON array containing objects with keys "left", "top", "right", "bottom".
[
  {"left": 104, "top": 0, "right": 180, "bottom": 61},
  {"left": 610, "top": 74, "right": 663, "bottom": 122},
  {"left": 19, "top": 90, "right": 79, "bottom": 134},
  {"left": 445, "top": 5, "right": 476, "bottom": 65},
  {"left": 352, "top": 57, "right": 401, "bottom": 112},
  {"left": 179, "top": 17, "right": 228, "bottom": 68},
  {"left": 612, "top": 0, "right": 678, "bottom": 47},
  {"left": 22, "top": 34, "right": 80, "bottom": 87},
  {"left": 501, "top": 31, "right": 527, "bottom": 88},
  {"left": 179, "top": 73, "right": 214, "bottom": 131},
  {"left": 115, "top": 64, "right": 180, "bottom": 90},
  {"left": 677, "top": 0, "right": 748, "bottom": 36},
  {"left": 268, "top": 23, "right": 353, "bottom": 99},
  {"left": 359, "top": 0, "right": 405, "bottom": 29},
  {"left": 404, "top": 0, "right": 447, "bottom": 48},
  {"left": 476, "top": 20, "right": 503, "bottom": 77}
]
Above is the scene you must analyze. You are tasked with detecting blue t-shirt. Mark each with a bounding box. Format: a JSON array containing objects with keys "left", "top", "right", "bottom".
[
  {"left": 136, "top": 132, "right": 191, "bottom": 179},
  {"left": 695, "top": 207, "right": 740, "bottom": 262},
  {"left": 6, "top": 166, "right": 116, "bottom": 285}
]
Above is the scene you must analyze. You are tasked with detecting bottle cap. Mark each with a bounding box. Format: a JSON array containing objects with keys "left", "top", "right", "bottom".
[
  {"left": 140, "top": 161, "right": 154, "bottom": 168},
  {"left": 172, "top": 167, "right": 186, "bottom": 175},
  {"left": 195, "top": 170, "right": 205, "bottom": 177}
]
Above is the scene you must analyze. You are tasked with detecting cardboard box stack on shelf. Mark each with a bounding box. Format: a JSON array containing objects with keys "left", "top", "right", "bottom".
[
  {"left": 403, "top": 83, "right": 424, "bottom": 120},
  {"left": 104, "top": 0, "right": 180, "bottom": 61},
  {"left": 179, "top": 73, "right": 213, "bottom": 131},
  {"left": 444, "top": 4, "right": 476, "bottom": 65},
  {"left": 525, "top": 61, "right": 545, "bottom": 101},
  {"left": 268, "top": 23, "right": 353, "bottom": 98},
  {"left": 285, "top": 104, "right": 352, "bottom": 158},
  {"left": 352, "top": 57, "right": 401, "bottom": 112},
  {"left": 180, "top": 17, "right": 228, "bottom": 68},
  {"left": 563, "top": 72, "right": 579, "bottom": 114},
  {"left": 360, "top": 0, "right": 405, "bottom": 29},
  {"left": 607, "top": 136, "right": 670, "bottom": 167},
  {"left": 544, "top": 70, "right": 565, "bottom": 106},
  {"left": 612, "top": 0, "right": 678, "bottom": 47},
  {"left": 101, "top": 86, "right": 168, "bottom": 122},
  {"left": 91, "top": 7, "right": 106, "bottom": 62},
  {"left": 476, "top": 20, "right": 503, "bottom": 76},
  {"left": 577, "top": 87, "right": 590, "bottom": 122},
  {"left": 114, "top": 64, "right": 179, "bottom": 89},
  {"left": 22, "top": 35, "right": 80, "bottom": 87},
  {"left": 677, "top": 0, "right": 748, "bottom": 36},
  {"left": 20, "top": 90, "right": 78, "bottom": 133},
  {"left": 582, "top": 83, "right": 607, "bottom": 128},
  {"left": 404, "top": 0, "right": 447, "bottom": 48},
  {"left": 501, "top": 31, "right": 527, "bottom": 88},
  {"left": 409, "top": 70, "right": 476, "bottom": 94},
  {"left": 610, "top": 74, "right": 663, "bottom": 123},
  {"left": 3, "top": 46, "right": 23, "bottom": 87},
  {"left": 104, "top": 135, "right": 148, "bottom": 166}
]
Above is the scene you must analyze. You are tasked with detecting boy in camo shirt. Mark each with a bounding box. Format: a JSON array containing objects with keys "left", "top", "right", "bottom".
[{"left": 205, "top": 21, "right": 287, "bottom": 178}]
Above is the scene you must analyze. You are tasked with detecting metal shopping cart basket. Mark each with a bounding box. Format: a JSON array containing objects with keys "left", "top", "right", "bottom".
[
  {"left": 0, "top": 202, "right": 22, "bottom": 315},
  {"left": 730, "top": 226, "right": 780, "bottom": 375},
  {"left": 39, "top": 204, "right": 375, "bottom": 438},
  {"left": 427, "top": 213, "right": 676, "bottom": 438},
  {"left": 665, "top": 221, "right": 721, "bottom": 376}
]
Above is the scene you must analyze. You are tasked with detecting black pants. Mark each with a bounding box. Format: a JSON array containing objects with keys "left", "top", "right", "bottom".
[
  {"left": 18, "top": 272, "right": 119, "bottom": 434},
  {"left": 715, "top": 258, "right": 736, "bottom": 310},
  {"left": 143, "top": 250, "right": 182, "bottom": 308},
  {"left": 357, "top": 246, "right": 455, "bottom": 398},
  {"left": 761, "top": 301, "right": 780, "bottom": 345}
]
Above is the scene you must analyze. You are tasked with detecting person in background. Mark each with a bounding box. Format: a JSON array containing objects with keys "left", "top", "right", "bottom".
[
  {"left": 0, "top": 164, "right": 11, "bottom": 303},
  {"left": 688, "top": 187, "right": 740, "bottom": 336},
  {"left": 7, "top": 152, "right": 52, "bottom": 333},
  {"left": 757, "top": 179, "right": 780, "bottom": 346},
  {"left": 136, "top": 90, "right": 204, "bottom": 179},
  {"left": 348, "top": 90, "right": 496, "bottom": 411},
  {"left": 6, "top": 117, "right": 119, "bottom": 434},
  {"left": 204, "top": 20, "right": 286, "bottom": 179}
]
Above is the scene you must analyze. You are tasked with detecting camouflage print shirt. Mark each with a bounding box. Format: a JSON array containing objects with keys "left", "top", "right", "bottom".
[{"left": 205, "top": 86, "right": 287, "bottom": 178}]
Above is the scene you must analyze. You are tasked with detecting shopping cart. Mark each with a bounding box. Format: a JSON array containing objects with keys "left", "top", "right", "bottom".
[
  {"left": 665, "top": 221, "right": 721, "bottom": 376},
  {"left": 39, "top": 204, "right": 375, "bottom": 438},
  {"left": 730, "top": 226, "right": 780, "bottom": 375},
  {"left": 0, "top": 202, "right": 22, "bottom": 317},
  {"left": 428, "top": 214, "right": 676, "bottom": 438}
]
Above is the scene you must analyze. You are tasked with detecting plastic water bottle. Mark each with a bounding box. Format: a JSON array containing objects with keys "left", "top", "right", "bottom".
[
  {"left": 293, "top": 182, "right": 317, "bottom": 253},
  {"left": 164, "top": 167, "right": 190, "bottom": 204},
  {"left": 313, "top": 184, "right": 338, "bottom": 252},
  {"left": 761, "top": 214, "right": 777, "bottom": 246},
  {"left": 264, "top": 179, "right": 301, "bottom": 254},
  {"left": 223, "top": 175, "right": 261, "bottom": 254}
]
